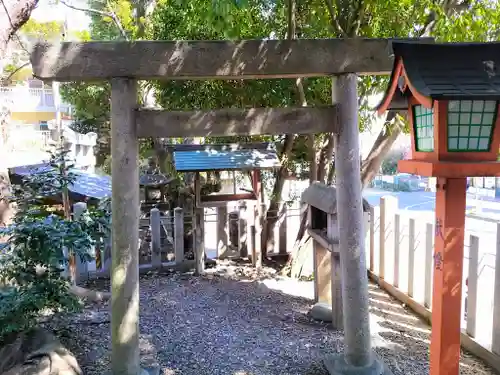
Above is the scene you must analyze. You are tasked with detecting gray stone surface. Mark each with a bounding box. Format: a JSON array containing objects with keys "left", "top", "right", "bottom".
[
  {"left": 110, "top": 78, "right": 141, "bottom": 375},
  {"left": 31, "top": 39, "right": 423, "bottom": 82},
  {"left": 332, "top": 74, "right": 373, "bottom": 366},
  {"left": 323, "top": 353, "right": 393, "bottom": 375},
  {"left": 310, "top": 302, "right": 333, "bottom": 322},
  {"left": 136, "top": 107, "right": 338, "bottom": 138}
]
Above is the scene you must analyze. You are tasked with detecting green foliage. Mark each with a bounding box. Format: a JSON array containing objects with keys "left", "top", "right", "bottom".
[
  {"left": 88, "top": 0, "right": 138, "bottom": 40},
  {"left": 20, "top": 19, "right": 64, "bottom": 40},
  {"left": 60, "top": 0, "right": 500, "bottom": 178},
  {"left": 150, "top": 0, "right": 332, "bottom": 180},
  {"left": 0, "top": 149, "right": 107, "bottom": 343},
  {"left": 151, "top": 0, "right": 330, "bottom": 112},
  {"left": 432, "top": 1, "right": 500, "bottom": 42},
  {"left": 381, "top": 149, "right": 404, "bottom": 175}
]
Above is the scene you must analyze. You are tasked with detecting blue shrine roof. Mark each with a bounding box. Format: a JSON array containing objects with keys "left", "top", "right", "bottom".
[
  {"left": 10, "top": 163, "right": 111, "bottom": 200},
  {"left": 172, "top": 143, "right": 281, "bottom": 172}
]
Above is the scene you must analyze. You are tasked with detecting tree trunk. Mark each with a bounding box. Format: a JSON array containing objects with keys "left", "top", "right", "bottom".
[
  {"left": 0, "top": 0, "right": 40, "bottom": 227},
  {"left": 360, "top": 113, "right": 403, "bottom": 189},
  {"left": 0, "top": 0, "right": 39, "bottom": 63},
  {"left": 262, "top": 134, "right": 295, "bottom": 257},
  {"left": 317, "top": 133, "right": 334, "bottom": 182},
  {"left": 153, "top": 138, "right": 169, "bottom": 173},
  {"left": 308, "top": 135, "right": 317, "bottom": 182},
  {"left": 261, "top": 0, "right": 303, "bottom": 258}
]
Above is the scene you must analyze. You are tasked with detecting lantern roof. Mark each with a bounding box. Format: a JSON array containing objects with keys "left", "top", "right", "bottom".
[{"left": 377, "top": 41, "right": 500, "bottom": 114}]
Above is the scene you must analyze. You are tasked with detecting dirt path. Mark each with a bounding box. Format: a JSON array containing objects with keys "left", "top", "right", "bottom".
[{"left": 54, "top": 261, "right": 496, "bottom": 375}]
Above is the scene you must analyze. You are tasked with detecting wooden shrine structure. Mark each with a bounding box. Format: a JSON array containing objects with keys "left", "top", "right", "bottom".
[
  {"left": 29, "top": 38, "right": 427, "bottom": 375},
  {"left": 171, "top": 142, "right": 281, "bottom": 270}
]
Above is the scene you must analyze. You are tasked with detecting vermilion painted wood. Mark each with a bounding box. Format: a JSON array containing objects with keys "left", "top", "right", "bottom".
[{"left": 380, "top": 43, "right": 500, "bottom": 375}]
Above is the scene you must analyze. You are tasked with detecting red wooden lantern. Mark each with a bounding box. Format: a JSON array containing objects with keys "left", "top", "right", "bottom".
[{"left": 378, "top": 41, "right": 500, "bottom": 375}]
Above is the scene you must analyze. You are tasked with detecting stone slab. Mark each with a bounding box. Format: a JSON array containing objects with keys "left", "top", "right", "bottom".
[
  {"left": 31, "top": 39, "right": 432, "bottom": 82},
  {"left": 323, "top": 353, "right": 393, "bottom": 375}
]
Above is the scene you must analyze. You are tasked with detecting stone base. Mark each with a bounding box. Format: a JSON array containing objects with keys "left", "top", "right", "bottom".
[
  {"left": 323, "top": 354, "right": 393, "bottom": 375},
  {"left": 106, "top": 366, "right": 160, "bottom": 375},
  {"left": 310, "top": 302, "right": 333, "bottom": 322},
  {"left": 141, "top": 366, "right": 160, "bottom": 375}
]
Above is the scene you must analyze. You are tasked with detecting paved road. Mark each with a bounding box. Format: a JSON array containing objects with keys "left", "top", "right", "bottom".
[{"left": 363, "top": 188, "right": 498, "bottom": 348}]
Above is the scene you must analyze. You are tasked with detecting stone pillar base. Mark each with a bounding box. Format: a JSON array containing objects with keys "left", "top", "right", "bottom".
[
  {"left": 141, "top": 367, "right": 160, "bottom": 375},
  {"left": 310, "top": 302, "right": 333, "bottom": 322},
  {"left": 107, "top": 366, "right": 159, "bottom": 375},
  {"left": 323, "top": 353, "right": 393, "bottom": 375}
]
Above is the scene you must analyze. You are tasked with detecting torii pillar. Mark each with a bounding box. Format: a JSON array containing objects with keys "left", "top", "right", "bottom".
[{"left": 324, "top": 75, "right": 392, "bottom": 374}]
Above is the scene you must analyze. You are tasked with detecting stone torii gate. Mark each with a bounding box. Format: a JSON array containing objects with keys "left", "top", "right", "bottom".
[{"left": 30, "top": 39, "right": 413, "bottom": 375}]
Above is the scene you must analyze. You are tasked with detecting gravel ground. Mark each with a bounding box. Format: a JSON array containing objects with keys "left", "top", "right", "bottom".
[{"left": 53, "top": 261, "right": 497, "bottom": 375}]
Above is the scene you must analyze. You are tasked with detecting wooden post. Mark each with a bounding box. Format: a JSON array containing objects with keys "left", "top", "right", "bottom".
[
  {"left": 393, "top": 213, "right": 401, "bottom": 289},
  {"left": 255, "top": 202, "right": 265, "bottom": 269},
  {"left": 174, "top": 207, "right": 184, "bottom": 264},
  {"left": 110, "top": 78, "right": 140, "bottom": 375},
  {"left": 379, "top": 195, "right": 398, "bottom": 283},
  {"left": 492, "top": 223, "right": 500, "bottom": 354},
  {"left": 238, "top": 201, "right": 247, "bottom": 257},
  {"left": 313, "top": 241, "right": 332, "bottom": 305},
  {"left": 247, "top": 202, "right": 256, "bottom": 266},
  {"left": 150, "top": 208, "right": 161, "bottom": 267},
  {"left": 95, "top": 234, "right": 103, "bottom": 271},
  {"left": 73, "top": 202, "right": 89, "bottom": 284},
  {"left": 408, "top": 218, "right": 416, "bottom": 298},
  {"left": 369, "top": 206, "right": 378, "bottom": 272},
  {"left": 165, "top": 210, "right": 172, "bottom": 240},
  {"left": 429, "top": 177, "right": 467, "bottom": 375},
  {"left": 194, "top": 207, "right": 205, "bottom": 275},
  {"left": 325, "top": 74, "right": 377, "bottom": 372},
  {"left": 328, "top": 214, "right": 343, "bottom": 329},
  {"left": 279, "top": 204, "right": 287, "bottom": 254},
  {"left": 466, "top": 234, "right": 479, "bottom": 338},
  {"left": 216, "top": 205, "right": 228, "bottom": 259},
  {"left": 424, "top": 223, "right": 433, "bottom": 308}
]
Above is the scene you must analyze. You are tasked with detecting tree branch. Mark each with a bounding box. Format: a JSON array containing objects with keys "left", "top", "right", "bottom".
[
  {"left": 59, "top": 0, "right": 129, "bottom": 40},
  {"left": 323, "top": 0, "right": 345, "bottom": 36},
  {"left": 0, "top": 0, "right": 40, "bottom": 60},
  {"left": 418, "top": 0, "right": 472, "bottom": 37},
  {"left": 1, "top": 61, "right": 30, "bottom": 85},
  {"left": 360, "top": 114, "right": 403, "bottom": 189},
  {"left": 347, "top": 0, "right": 366, "bottom": 37}
]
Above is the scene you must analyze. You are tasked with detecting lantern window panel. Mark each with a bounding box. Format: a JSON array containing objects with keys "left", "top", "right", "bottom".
[
  {"left": 413, "top": 104, "right": 434, "bottom": 152},
  {"left": 447, "top": 100, "right": 498, "bottom": 152}
]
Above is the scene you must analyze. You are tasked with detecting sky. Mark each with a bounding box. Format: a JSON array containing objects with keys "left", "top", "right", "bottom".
[{"left": 31, "top": 0, "right": 90, "bottom": 30}]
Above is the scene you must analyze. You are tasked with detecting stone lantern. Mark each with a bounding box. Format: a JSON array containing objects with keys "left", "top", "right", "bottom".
[
  {"left": 139, "top": 157, "right": 173, "bottom": 213},
  {"left": 377, "top": 41, "right": 500, "bottom": 375}
]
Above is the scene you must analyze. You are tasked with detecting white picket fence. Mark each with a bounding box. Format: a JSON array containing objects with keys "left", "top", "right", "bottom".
[{"left": 369, "top": 195, "right": 500, "bottom": 370}]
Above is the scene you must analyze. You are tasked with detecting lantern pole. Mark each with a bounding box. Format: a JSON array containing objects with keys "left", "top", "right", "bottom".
[{"left": 430, "top": 177, "right": 467, "bottom": 375}]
